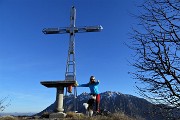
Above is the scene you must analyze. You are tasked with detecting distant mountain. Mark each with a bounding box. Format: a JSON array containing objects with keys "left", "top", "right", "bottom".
[
  {"left": 0, "top": 112, "right": 35, "bottom": 116},
  {"left": 37, "top": 91, "right": 180, "bottom": 120}
]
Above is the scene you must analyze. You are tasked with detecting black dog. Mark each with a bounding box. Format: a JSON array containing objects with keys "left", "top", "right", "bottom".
[{"left": 83, "top": 95, "right": 96, "bottom": 117}]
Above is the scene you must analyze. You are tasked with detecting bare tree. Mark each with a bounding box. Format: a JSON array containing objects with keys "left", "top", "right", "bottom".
[
  {"left": 0, "top": 97, "right": 10, "bottom": 111},
  {"left": 129, "top": 0, "right": 180, "bottom": 108}
]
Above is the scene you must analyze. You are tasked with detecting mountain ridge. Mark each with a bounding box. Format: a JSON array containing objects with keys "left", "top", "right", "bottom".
[{"left": 38, "top": 91, "right": 180, "bottom": 120}]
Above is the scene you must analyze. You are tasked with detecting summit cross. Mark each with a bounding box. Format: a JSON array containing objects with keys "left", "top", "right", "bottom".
[
  {"left": 43, "top": 6, "right": 103, "bottom": 82},
  {"left": 41, "top": 6, "right": 103, "bottom": 117}
]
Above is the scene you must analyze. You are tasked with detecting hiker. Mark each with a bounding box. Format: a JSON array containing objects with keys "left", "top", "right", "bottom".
[{"left": 75, "top": 76, "right": 100, "bottom": 113}]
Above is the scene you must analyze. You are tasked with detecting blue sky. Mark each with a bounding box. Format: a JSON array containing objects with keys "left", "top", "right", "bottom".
[{"left": 0, "top": 0, "right": 143, "bottom": 113}]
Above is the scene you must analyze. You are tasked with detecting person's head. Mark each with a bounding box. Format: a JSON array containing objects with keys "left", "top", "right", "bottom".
[{"left": 90, "top": 76, "right": 96, "bottom": 83}]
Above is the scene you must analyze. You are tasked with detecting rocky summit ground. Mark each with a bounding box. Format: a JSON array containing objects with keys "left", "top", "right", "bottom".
[{"left": 0, "top": 112, "right": 138, "bottom": 120}]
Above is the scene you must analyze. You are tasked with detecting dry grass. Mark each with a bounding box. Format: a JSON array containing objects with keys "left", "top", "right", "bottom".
[
  {"left": 0, "top": 112, "right": 139, "bottom": 120},
  {"left": 66, "top": 112, "right": 85, "bottom": 119},
  {"left": 65, "top": 112, "right": 136, "bottom": 120},
  {"left": 0, "top": 116, "right": 17, "bottom": 120}
]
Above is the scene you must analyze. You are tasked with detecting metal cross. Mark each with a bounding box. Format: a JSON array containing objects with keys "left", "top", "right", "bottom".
[
  {"left": 42, "top": 6, "right": 103, "bottom": 82},
  {"left": 42, "top": 6, "right": 102, "bottom": 112}
]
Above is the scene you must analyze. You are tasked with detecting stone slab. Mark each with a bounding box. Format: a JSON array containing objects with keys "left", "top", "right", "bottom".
[
  {"left": 49, "top": 112, "right": 67, "bottom": 119},
  {"left": 41, "top": 80, "right": 76, "bottom": 88}
]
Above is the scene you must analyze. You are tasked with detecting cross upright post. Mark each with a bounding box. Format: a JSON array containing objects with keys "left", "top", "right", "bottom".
[{"left": 41, "top": 6, "right": 103, "bottom": 117}]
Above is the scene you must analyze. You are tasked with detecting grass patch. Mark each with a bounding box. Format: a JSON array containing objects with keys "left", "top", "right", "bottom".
[
  {"left": 66, "top": 112, "right": 85, "bottom": 119},
  {"left": 65, "top": 112, "right": 137, "bottom": 120},
  {"left": 0, "top": 116, "right": 16, "bottom": 120}
]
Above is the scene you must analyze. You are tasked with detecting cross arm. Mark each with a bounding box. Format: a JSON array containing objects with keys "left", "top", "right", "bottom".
[
  {"left": 42, "top": 27, "right": 79, "bottom": 34},
  {"left": 42, "top": 25, "right": 103, "bottom": 34},
  {"left": 77, "top": 25, "right": 103, "bottom": 33},
  {"left": 42, "top": 28, "right": 69, "bottom": 34}
]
